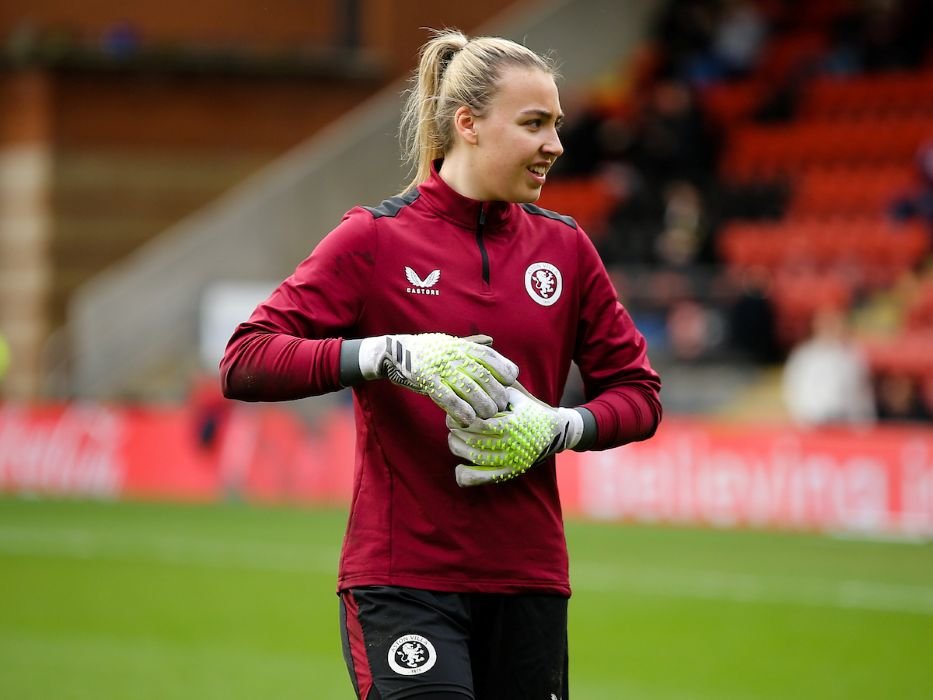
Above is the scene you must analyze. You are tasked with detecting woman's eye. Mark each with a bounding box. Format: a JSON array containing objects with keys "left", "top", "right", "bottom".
[{"left": 526, "top": 120, "right": 541, "bottom": 128}]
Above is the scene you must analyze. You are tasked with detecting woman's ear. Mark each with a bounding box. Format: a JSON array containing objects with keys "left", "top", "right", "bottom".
[{"left": 453, "top": 106, "right": 479, "bottom": 145}]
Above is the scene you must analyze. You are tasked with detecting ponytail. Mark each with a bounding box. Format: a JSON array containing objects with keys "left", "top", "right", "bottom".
[{"left": 399, "top": 28, "right": 558, "bottom": 193}]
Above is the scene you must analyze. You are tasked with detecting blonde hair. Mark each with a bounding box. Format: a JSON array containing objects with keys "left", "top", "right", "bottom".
[{"left": 399, "top": 28, "right": 558, "bottom": 193}]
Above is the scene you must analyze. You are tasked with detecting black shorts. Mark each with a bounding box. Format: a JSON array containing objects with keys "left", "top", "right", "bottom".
[{"left": 339, "top": 586, "right": 569, "bottom": 700}]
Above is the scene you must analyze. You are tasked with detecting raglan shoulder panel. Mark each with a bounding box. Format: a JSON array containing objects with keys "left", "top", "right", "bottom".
[
  {"left": 519, "top": 202, "right": 578, "bottom": 229},
  {"left": 362, "top": 190, "right": 421, "bottom": 219}
]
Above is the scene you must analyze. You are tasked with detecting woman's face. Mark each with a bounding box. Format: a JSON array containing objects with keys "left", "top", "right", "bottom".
[{"left": 467, "top": 66, "right": 564, "bottom": 203}]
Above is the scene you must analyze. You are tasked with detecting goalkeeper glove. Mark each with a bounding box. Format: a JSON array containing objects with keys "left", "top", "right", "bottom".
[
  {"left": 447, "top": 383, "right": 585, "bottom": 487},
  {"left": 356, "top": 333, "right": 519, "bottom": 425}
]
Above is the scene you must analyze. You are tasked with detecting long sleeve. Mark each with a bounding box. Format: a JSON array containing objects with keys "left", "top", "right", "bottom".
[
  {"left": 573, "top": 231, "right": 662, "bottom": 449},
  {"left": 220, "top": 210, "right": 376, "bottom": 402}
]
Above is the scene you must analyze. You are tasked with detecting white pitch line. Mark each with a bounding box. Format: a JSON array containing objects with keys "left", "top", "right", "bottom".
[
  {"left": 2, "top": 526, "right": 932, "bottom": 616},
  {"left": 572, "top": 562, "right": 933, "bottom": 616},
  {"left": 0, "top": 525, "right": 339, "bottom": 575}
]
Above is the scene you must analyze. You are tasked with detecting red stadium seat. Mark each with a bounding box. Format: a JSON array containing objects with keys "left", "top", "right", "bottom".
[
  {"left": 861, "top": 330, "right": 933, "bottom": 379},
  {"left": 699, "top": 80, "right": 767, "bottom": 129},
  {"left": 788, "top": 165, "right": 915, "bottom": 217},
  {"left": 536, "top": 176, "right": 621, "bottom": 238},
  {"left": 718, "top": 217, "right": 929, "bottom": 296},
  {"left": 756, "top": 31, "right": 828, "bottom": 82},
  {"left": 905, "top": 280, "right": 933, "bottom": 331},
  {"left": 800, "top": 72, "right": 933, "bottom": 119},
  {"left": 723, "top": 116, "right": 933, "bottom": 180},
  {"left": 771, "top": 267, "right": 854, "bottom": 346}
]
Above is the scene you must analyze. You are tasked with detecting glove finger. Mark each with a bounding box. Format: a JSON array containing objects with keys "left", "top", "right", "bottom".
[
  {"left": 447, "top": 432, "right": 474, "bottom": 461},
  {"left": 474, "top": 373, "right": 512, "bottom": 413},
  {"left": 446, "top": 413, "right": 468, "bottom": 430},
  {"left": 448, "top": 411, "right": 508, "bottom": 436},
  {"left": 446, "top": 369, "right": 499, "bottom": 420},
  {"left": 455, "top": 464, "right": 515, "bottom": 488},
  {"left": 447, "top": 430, "right": 506, "bottom": 456},
  {"left": 509, "top": 381, "right": 551, "bottom": 410},
  {"left": 447, "top": 432, "right": 511, "bottom": 464},
  {"left": 469, "top": 345, "right": 519, "bottom": 385},
  {"left": 456, "top": 359, "right": 512, "bottom": 412},
  {"left": 448, "top": 428, "right": 501, "bottom": 453},
  {"left": 462, "top": 334, "right": 494, "bottom": 346},
  {"left": 446, "top": 413, "right": 496, "bottom": 431},
  {"left": 502, "top": 385, "right": 530, "bottom": 411},
  {"left": 430, "top": 383, "right": 477, "bottom": 425}
]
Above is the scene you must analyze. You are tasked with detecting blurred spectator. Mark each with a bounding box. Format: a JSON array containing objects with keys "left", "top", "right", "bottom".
[
  {"left": 546, "top": 105, "right": 608, "bottom": 177},
  {"left": 890, "top": 140, "right": 933, "bottom": 230},
  {"left": 726, "top": 267, "right": 782, "bottom": 364},
  {"left": 189, "top": 371, "right": 231, "bottom": 452},
  {"left": 600, "top": 166, "right": 663, "bottom": 266},
  {"left": 601, "top": 176, "right": 712, "bottom": 269},
  {"left": 875, "top": 372, "right": 932, "bottom": 423},
  {"left": 822, "top": 0, "right": 933, "bottom": 74},
  {"left": 655, "top": 179, "right": 709, "bottom": 268},
  {"left": 652, "top": 0, "right": 719, "bottom": 85},
  {"left": 782, "top": 307, "right": 876, "bottom": 426},
  {"left": 654, "top": 0, "right": 766, "bottom": 85},
  {"left": 667, "top": 298, "right": 726, "bottom": 361},
  {"left": 851, "top": 268, "right": 919, "bottom": 337},
  {"left": 628, "top": 78, "right": 718, "bottom": 188},
  {"left": 752, "top": 69, "right": 804, "bottom": 124},
  {"left": 547, "top": 82, "right": 617, "bottom": 178},
  {"left": 820, "top": 9, "right": 864, "bottom": 76},
  {"left": 853, "top": 0, "right": 932, "bottom": 72},
  {"left": 711, "top": 0, "right": 767, "bottom": 79}
]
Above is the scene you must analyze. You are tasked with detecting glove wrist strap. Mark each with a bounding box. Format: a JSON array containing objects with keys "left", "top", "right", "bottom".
[
  {"left": 557, "top": 407, "right": 585, "bottom": 452},
  {"left": 358, "top": 336, "right": 388, "bottom": 381}
]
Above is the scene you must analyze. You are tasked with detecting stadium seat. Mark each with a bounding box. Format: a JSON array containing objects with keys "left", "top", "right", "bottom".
[
  {"left": 788, "top": 165, "right": 915, "bottom": 217},
  {"left": 905, "top": 279, "right": 933, "bottom": 330},
  {"left": 698, "top": 80, "right": 767, "bottom": 130},
  {"left": 723, "top": 116, "right": 933, "bottom": 180},
  {"left": 861, "top": 330, "right": 933, "bottom": 378},
  {"left": 718, "top": 217, "right": 929, "bottom": 295},
  {"left": 770, "top": 267, "right": 854, "bottom": 346},
  {"left": 756, "top": 30, "right": 828, "bottom": 82},
  {"left": 535, "top": 176, "right": 620, "bottom": 238},
  {"left": 800, "top": 72, "right": 933, "bottom": 118}
]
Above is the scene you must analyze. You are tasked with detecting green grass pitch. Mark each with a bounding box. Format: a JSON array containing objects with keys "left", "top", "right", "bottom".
[{"left": 1, "top": 497, "right": 931, "bottom": 699}]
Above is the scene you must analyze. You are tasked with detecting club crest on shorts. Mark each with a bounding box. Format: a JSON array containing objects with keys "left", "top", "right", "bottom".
[
  {"left": 525, "top": 262, "right": 562, "bottom": 306},
  {"left": 387, "top": 634, "right": 437, "bottom": 675}
]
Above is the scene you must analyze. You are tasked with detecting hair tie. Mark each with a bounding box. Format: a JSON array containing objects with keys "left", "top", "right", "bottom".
[{"left": 439, "top": 41, "right": 467, "bottom": 77}]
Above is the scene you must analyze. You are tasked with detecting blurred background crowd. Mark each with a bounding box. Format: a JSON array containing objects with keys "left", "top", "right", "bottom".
[
  {"left": 538, "top": 0, "right": 933, "bottom": 425},
  {"left": 1, "top": 0, "right": 932, "bottom": 430}
]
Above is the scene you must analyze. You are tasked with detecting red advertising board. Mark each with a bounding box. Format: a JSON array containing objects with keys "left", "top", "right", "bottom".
[
  {"left": 557, "top": 420, "right": 933, "bottom": 537},
  {"left": 2, "top": 402, "right": 931, "bottom": 537},
  {"left": 0, "top": 402, "right": 354, "bottom": 505}
]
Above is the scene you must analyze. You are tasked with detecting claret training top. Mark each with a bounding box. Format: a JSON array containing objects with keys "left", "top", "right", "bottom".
[{"left": 221, "top": 161, "right": 662, "bottom": 596}]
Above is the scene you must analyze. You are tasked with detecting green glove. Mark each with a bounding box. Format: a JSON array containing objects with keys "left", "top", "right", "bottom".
[
  {"left": 448, "top": 383, "right": 584, "bottom": 487},
  {"left": 358, "top": 333, "right": 519, "bottom": 425}
]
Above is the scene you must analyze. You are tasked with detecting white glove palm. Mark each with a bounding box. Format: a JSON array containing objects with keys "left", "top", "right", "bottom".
[
  {"left": 359, "top": 333, "right": 518, "bottom": 425},
  {"left": 448, "top": 383, "right": 584, "bottom": 487}
]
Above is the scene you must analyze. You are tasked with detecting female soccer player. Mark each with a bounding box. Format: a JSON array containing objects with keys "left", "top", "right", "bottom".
[{"left": 221, "top": 28, "right": 661, "bottom": 700}]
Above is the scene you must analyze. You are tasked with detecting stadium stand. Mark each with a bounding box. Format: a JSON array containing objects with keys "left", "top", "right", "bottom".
[
  {"left": 4, "top": 0, "right": 930, "bottom": 424},
  {"left": 537, "top": 0, "right": 933, "bottom": 421}
]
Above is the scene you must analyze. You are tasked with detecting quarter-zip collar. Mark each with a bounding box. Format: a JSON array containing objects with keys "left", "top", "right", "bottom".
[{"left": 418, "top": 159, "right": 513, "bottom": 232}]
